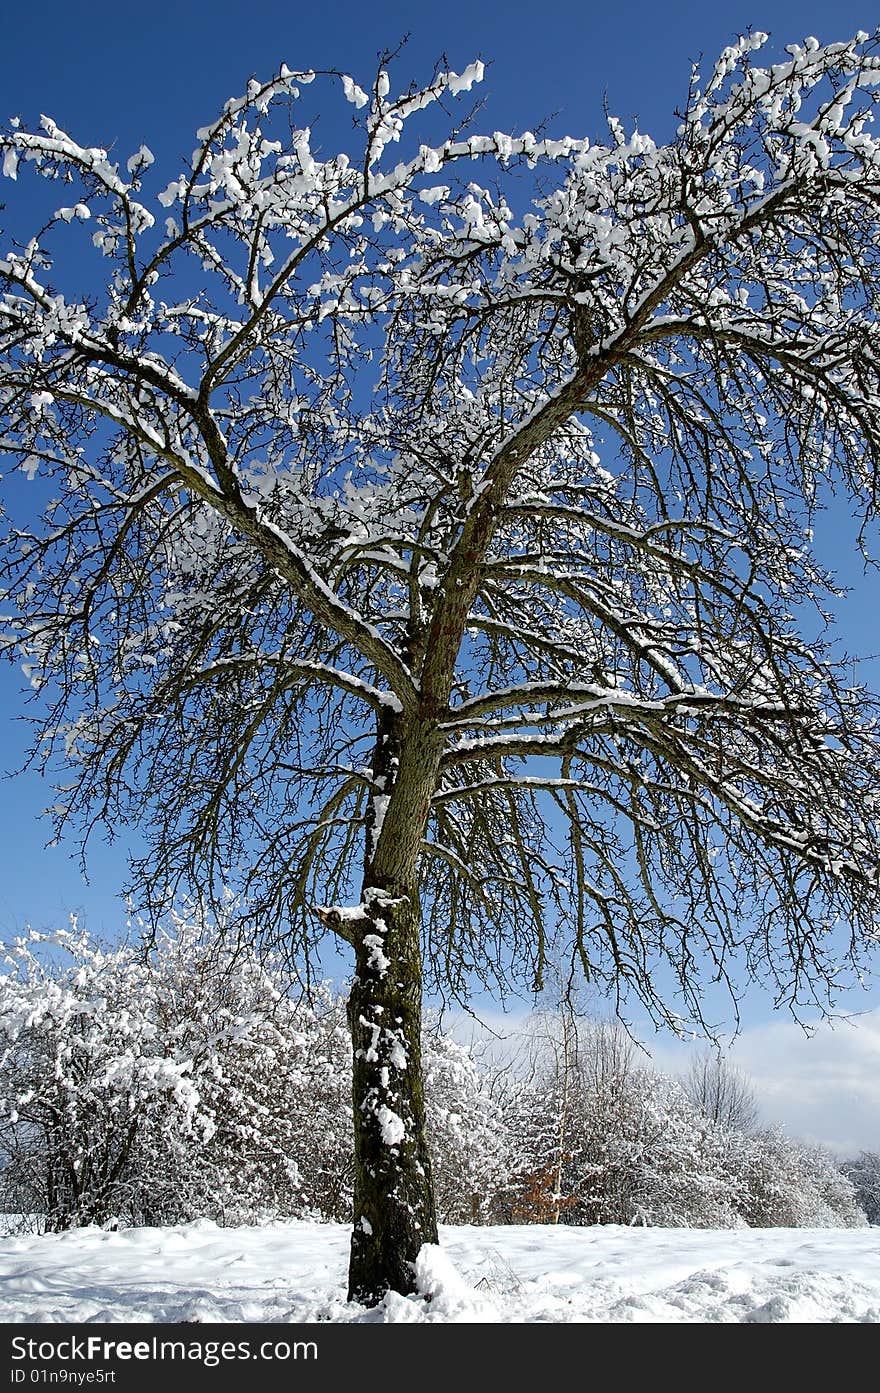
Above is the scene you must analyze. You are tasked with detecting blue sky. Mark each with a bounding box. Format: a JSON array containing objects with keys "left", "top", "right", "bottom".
[{"left": 1, "top": 0, "right": 879, "bottom": 1143}]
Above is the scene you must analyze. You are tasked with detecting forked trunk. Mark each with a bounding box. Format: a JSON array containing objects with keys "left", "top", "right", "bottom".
[{"left": 346, "top": 882, "right": 438, "bottom": 1305}]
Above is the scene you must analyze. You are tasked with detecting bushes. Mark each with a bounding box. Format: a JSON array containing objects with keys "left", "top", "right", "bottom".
[
  {"left": 0, "top": 922, "right": 866, "bottom": 1232},
  {"left": 0, "top": 917, "right": 317, "bottom": 1228},
  {"left": 497, "top": 1016, "right": 864, "bottom": 1231},
  {"left": 841, "top": 1152, "right": 880, "bottom": 1226},
  {"left": 499, "top": 1022, "right": 741, "bottom": 1229},
  {"left": 0, "top": 920, "right": 507, "bottom": 1230},
  {"left": 729, "top": 1129, "right": 864, "bottom": 1228},
  {"left": 423, "top": 1024, "right": 509, "bottom": 1224},
  {"left": 0, "top": 923, "right": 186, "bottom": 1229}
]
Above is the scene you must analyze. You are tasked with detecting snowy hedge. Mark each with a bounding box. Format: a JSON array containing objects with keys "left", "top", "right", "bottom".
[
  {"left": 0, "top": 919, "right": 507, "bottom": 1230},
  {"left": 0, "top": 922, "right": 865, "bottom": 1232},
  {"left": 496, "top": 1017, "right": 865, "bottom": 1230}
]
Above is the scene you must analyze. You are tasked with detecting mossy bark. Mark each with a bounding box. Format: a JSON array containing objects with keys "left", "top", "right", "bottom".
[
  {"left": 344, "top": 710, "right": 441, "bottom": 1306},
  {"left": 346, "top": 884, "right": 438, "bottom": 1304}
]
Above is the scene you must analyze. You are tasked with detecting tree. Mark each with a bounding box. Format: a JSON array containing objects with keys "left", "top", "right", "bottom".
[
  {"left": 508, "top": 993, "right": 594, "bottom": 1225},
  {"left": 732, "top": 1127, "right": 865, "bottom": 1227},
  {"left": 841, "top": 1151, "right": 880, "bottom": 1224},
  {"left": 684, "top": 1051, "right": 759, "bottom": 1133},
  {"left": 563, "top": 1069, "right": 740, "bottom": 1228},
  {"left": 2, "top": 31, "right": 880, "bottom": 1301},
  {"left": 0, "top": 925, "right": 164, "bottom": 1230},
  {"left": 422, "top": 1020, "right": 511, "bottom": 1225},
  {"left": 0, "top": 917, "right": 316, "bottom": 1230},
  {"left": 126, "top": 915, "right": 318, "bottom": 1228},
  {"left": 501, "top": 1016, "right": 742, "bottom": 1227}
]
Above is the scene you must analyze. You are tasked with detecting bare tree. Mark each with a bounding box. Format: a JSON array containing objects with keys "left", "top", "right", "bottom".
[
  {"left": 2, "top": 32, "right": 880, "bottom": 1301},
  {"left": 684, "top": 1051, "right": 759, "bottom": 1133}
]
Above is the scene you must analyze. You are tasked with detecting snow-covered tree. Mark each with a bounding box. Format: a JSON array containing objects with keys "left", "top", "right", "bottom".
[
  {"left": 732, "top": 1128, "right": 865, "bottom": 1227},
  {"left": 272, "top": 988, "right": 354, "bottom": 1224},
  {"left": 422, "top": 1023, "right": 511, "bottom": 1224},
  {"left": 497, "top": 998, "right": 596, "bottom": 1225},
  {"left": 124, "top": 917, "right": 320, "bottom": 1227},
  {"left": 3, "top": 32, "right": 880, "bottom": 1300},
  {"left": 570, "top": 1069, "right": 740, "bottom": 1228},
  {"left": 502, "top": 1018, "right": 741, "bottom": 1227},
  {"left": 0, "top": 922, "right": 213, "bottom": 1229},
  {"left": 841, "top": 1151, "right": 880, "bottom": 1225}
]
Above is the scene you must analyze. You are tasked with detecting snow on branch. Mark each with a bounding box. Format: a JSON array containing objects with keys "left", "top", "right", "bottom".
[{"left": 1, "top": 33, "right": 879, "bottom": 1024}]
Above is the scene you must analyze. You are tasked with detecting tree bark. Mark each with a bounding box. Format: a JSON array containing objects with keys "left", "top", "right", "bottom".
[
  {"left": 346, "top": 883, "right": 438, "bottom": 1304},
  {"left": 343, "top": 710, "right": 442, "bottom": 1305}
]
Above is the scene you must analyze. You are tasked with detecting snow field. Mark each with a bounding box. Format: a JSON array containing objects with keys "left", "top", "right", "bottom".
[{"left": 0, "top": 1220, "right": 878, "bottom": 1324}]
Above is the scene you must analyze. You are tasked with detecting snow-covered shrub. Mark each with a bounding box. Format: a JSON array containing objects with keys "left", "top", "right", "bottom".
[
  {"left": 423, "top": 1023, "right": 512, "bottom": 1224},
  {"left": 731, "top": 1129, "right": 865, "bottom": 1228},
  {"left": 277, "top": 989, "right": 353, "bottom": 1223},
  {"left": 0, "top": 923, "right": 192, "bottom": 1230},
  {"left": 0, "top": 918, "right": 513, "bottom": 1230},
  {"left": 0, "top": 918, "right": 319, "bottom": 1229},
  {"left": 498, "top": 1018, "right": 741, "bottom": 1228},
  {"left": 562, "top": 1069, "right": 741, "bottom": 1228},
  {"left": 3, "top": 923, "right": 864, "bottom": 1235},
  {"left": 573, "top": 1071, "right": 743, "bottom": 1228},
  {"left": 125, "top": 920, "right": 327, "bottom": 1227},
  {"left": 841, "top": 1151, "right": 880, "bottom": 1226}
]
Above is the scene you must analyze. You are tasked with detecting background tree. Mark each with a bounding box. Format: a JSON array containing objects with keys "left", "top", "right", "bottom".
[
  {"left": 684, "top": 1052, "right": 759, "bottom": 1133},
  {"left": 0, "top": 917, "right": 315, "bottom": 1230},
  {"left": 841, "top": 1151, "right": 880, "bottom": 1225},
  {"left": 492, "top": 1011, "right": 866, "bottom": 1230},
  {"left": 2, "top": 32, "right": 880, "bottom": 1301},
  {"left": 421, "top": 1021, "right": 511, "bottom": 1225},
  {"left": 730, "top": 1127, "right": 865, "bottom": 1227},
  {"left": 0, "top": 925, "right": 163, "bottom": 1231},
  {"left": 501, "top": 1015, "right": 742, "bottom": 1227}
]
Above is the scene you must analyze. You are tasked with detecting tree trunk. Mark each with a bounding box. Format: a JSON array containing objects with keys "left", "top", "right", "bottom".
[
  {"left": 346, "top": 882, "right": 438, "bottom": 1305},
  {"left": 313, "top": 710, "right": 445, "bottom": 1304}
]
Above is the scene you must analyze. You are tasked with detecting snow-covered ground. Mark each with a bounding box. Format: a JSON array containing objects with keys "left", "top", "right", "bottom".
[{"left": 1, "top": 1220, "right": 878, "bottom": 1323}]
